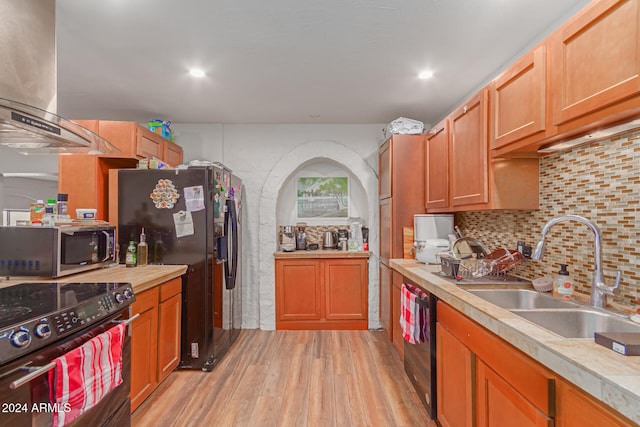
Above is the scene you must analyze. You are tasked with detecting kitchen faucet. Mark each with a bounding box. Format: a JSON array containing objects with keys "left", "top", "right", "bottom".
[{"left": 531, "top": 215, "right": 621, "bottom": 309}]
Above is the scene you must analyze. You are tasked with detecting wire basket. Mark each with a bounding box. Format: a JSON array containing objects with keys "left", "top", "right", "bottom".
[{"left": 457, "top": 248, "right": 525, "bottom": 279}]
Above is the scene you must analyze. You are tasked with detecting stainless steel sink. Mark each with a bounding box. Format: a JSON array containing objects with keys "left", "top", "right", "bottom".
[
  {"left": 512, "top": 309, "right": 640, "bottom": 338},
  {"left": 467, "top": 289, "right": 579, "bottom": 309}
]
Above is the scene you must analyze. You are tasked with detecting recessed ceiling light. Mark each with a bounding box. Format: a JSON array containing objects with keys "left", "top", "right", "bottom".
[
  {"left": 418, "top": 70, "right": 434, "bottom": 80},
  {"left": 189, "top": 69, "right": 206, "bottom": 78}
]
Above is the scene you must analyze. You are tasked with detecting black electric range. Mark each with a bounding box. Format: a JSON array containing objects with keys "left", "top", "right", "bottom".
[{"left": 0, "top": 281, "right": 135, "bottom": 366}]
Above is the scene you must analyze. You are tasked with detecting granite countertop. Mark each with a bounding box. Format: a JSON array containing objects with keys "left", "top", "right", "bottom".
[
  {"left": 390, "top": 258, "right": 640, "bottom": 424},
  {"left": 274, "top": 250, "right": 371, "bottom": 259},
  {"left": 0, "top": 264, "right": 188, "bottom": 294}
]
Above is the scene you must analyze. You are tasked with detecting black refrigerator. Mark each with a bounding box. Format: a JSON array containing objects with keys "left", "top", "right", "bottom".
[{"left": 117, "top": 165, "right": 242, "bottom": 371}]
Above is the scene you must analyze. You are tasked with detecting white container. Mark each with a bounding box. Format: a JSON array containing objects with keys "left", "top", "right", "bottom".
[
  {"left": 76, "top": 208, "right": 97, "bottom": 220},
  {"left": 414, "top": 214, "right": 454, "bottom": 263}
]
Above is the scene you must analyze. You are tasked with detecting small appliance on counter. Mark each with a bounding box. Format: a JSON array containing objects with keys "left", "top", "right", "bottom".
[
  {"left": 280, "top": 226, "right": 296, "bottom": 252},
  {"left": 337, "top": 229, "right": 349, "bottom": 250},
  {"left": 413, "top": 214, "right": 454, "bottom": 264},
  {"left": 322, "top": 230, "right": 338, "bottom": 249},
  {"left": 295, "top": 222, "right": 307, "bottom": 250}
]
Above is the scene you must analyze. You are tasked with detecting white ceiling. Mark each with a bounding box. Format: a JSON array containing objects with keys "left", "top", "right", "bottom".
[{"left": 55, "top": 0, "right": 591, "bottom": 126}]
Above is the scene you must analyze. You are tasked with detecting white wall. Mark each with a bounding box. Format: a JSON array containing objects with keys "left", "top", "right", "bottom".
[{"left": 172, "top": 123, "right": 384, "bottom": 330}]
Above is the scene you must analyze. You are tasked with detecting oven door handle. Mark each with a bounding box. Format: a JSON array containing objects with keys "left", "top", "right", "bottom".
[{"left": 9, "top": 313, "right": 140, "bottom": 390}]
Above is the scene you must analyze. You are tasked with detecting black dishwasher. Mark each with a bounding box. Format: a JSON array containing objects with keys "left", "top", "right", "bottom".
[{"left": 403, "top": 286, "right": 438, "bottom": 420}]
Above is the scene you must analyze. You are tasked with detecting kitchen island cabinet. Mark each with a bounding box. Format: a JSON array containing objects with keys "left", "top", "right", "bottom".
[
  {"left": 274, "top": 251, "right": 370, "bottom": 330},
  {"left": 390, "top": 259, "right": 639, "bottom": 426}
]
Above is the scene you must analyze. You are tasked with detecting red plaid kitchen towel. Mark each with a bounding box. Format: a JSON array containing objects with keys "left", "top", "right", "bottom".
[
  {"left": 400, "top": 283, "right": 417, "bottom": 344},
  {"left": 48, "top": 323, "right": 126, "bottom": 427}
]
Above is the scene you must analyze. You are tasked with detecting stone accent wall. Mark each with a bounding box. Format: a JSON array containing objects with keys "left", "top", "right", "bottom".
[{"left": 456, "top": 130, "right": 640, "bottom": 312}]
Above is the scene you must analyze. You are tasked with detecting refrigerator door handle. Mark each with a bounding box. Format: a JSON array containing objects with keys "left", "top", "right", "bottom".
[{"left": 224, "top": 198, "right": 238, "bottom": 290}]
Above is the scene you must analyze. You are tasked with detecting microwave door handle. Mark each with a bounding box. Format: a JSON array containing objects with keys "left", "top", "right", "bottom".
[{"left": 101, "top": 230, "right": 113, "bottom": 262}]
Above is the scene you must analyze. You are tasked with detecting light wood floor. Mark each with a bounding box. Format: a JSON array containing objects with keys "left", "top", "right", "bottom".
[{"left": 132, "top": 329, "right": 435, "bottom": 427}]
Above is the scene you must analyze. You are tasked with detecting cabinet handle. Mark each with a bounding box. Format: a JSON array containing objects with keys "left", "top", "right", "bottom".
[{"left": 463, "top": 105, "right": 468, "bottom": 114}]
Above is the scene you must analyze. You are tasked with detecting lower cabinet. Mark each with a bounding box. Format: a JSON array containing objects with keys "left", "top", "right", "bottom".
[
  {"left": 391, "top": 271, "right": 404, "bottom": 358},
  {"left": 379, "top": 262, "right": 392, "bottom": 340},
  {"left": 275, "top": 257, "right": 368, "bottom": 330},
  {"left": 436, "top": 301, "right": 635, "bottom": 427},
  {"left": 130, "top": 277, "right": 182, "bottom": 412}
]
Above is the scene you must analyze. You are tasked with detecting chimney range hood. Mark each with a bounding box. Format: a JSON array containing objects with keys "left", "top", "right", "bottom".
[
  {"left": 0, "top": 97, "right": 119, "bottom": 155},
  {"left": 0, "top": 0, "right": 119, "bottom": 155}
]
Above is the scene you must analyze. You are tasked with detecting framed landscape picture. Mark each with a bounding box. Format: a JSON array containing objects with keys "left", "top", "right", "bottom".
[{"left": 297, "top": 177, "right": 349, "bottom": 218}]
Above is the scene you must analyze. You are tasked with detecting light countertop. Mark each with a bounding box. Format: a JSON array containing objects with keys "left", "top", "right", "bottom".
[
  {"left": 0, "top": 264, "right": 188, "bottom": 294},
  {"left": 390, "top": 258, "right": 640, "bottom": 424},
  {"left": 274, "top": 250, "right": 371, "bottom": 259}
]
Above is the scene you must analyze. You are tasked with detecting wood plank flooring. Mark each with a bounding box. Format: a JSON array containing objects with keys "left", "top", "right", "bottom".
[{"left": 132, "top": 329, "right": 435, "bottom": 427}]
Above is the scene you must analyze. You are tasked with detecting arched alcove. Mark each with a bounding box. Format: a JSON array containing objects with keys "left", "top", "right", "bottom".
[{"left": 258, "top": 141, "right": 380, "bottom": 330}]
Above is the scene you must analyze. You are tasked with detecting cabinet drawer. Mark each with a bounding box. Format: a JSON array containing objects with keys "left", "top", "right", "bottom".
[
  {"left": 131, "top": 287, "right": 159, "bottom": 314},
  {"left": 160, "top": 277, "right": 182, "bottom": 302}
]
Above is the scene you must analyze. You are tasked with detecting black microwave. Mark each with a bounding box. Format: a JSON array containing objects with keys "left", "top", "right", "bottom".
[{"left": 0, "top": 225, "right": 116, "bottom": 277}]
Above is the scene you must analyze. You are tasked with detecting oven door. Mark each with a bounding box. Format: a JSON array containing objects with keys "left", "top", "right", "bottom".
[{"left": 0, "top": 313, "right": 132, "bottom": 427}]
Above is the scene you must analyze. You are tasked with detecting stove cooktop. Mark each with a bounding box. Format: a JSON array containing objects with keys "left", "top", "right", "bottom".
[{"left": 0, "top": 282, "right": 135, "bottom": 365}]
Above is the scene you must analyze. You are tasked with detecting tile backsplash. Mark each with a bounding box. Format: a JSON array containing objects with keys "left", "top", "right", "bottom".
[{"left": 456, "top": 130, "right": 640, "bottom": 311}]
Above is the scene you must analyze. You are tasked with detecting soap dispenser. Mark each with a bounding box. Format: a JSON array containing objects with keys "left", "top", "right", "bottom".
[{"left": 555, "top": 264, "right": 574, "bottom": 300}]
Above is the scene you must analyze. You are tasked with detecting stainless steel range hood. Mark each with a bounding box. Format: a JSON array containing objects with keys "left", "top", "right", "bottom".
[
  {"left": 0, "top": 0, "right": 119, "bottom": 155},
  {"left": 0, "top": 97, "right": 119, "bottom": 155}
]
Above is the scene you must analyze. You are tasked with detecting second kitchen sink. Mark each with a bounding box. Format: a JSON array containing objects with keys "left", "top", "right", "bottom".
[
  {"left": 467, "top": 289, "right": 579, "bottom": 309},
  {"left": 511, "top": 309, "right": 640, "bottom": 339}
]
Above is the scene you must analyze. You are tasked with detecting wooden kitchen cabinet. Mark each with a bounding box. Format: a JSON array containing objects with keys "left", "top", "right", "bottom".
[
  {"left": 425, "top": 119, "right": 450, "bottom": 211},
  {"left": 391, "top": 271, "right": 404, "bottom": 358},
  {"left": 436, "top": 322, "right": 473, "bottom": 427},
  {"left": 447, "top": 89, "right": 539, "bottom": 212},
  {"left": 435, "top": 301, "right": 636, "bottom": 427},
  {"left": 130, "top": 277, "right": 182, "bottom": 412},
  {"left": 490, "top": 45, "right": 548, "bottom": 152},
  {"left": 379, "top": 262, "right": 392, "bottom": 340},
  {"left": 555, "top": 377, "right": 635, "bottom": 427},
  {"left": 162, "top": 139, "right": 184, "bottom": 167},
  {"left": 476, "top": 359, "right": 552, "bottom": 427},
  {"left": 129, "top": 287, "right": 159, "bottom": 412},
  {"left": 378, "top": 134, "right": 425, "bottom": 262},
  {"left": 157, "top": 278, "right": 182, "bottom": 383},
  {"left": 549, "top": 0, "right": 640, "bottom": 134},
  {"left": 450, "top": 90, "right": 489, "bottom": 208},
  {"left": 58, "top": 155, "right": 139, "bottom": 222},
  {"left": 275, "top": 256, "right": 368, "bottom": 330}
]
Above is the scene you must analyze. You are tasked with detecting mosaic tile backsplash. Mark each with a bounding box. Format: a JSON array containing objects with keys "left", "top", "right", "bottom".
[{"left": 456, "top": 130, "right": 640, "bottom": 311}]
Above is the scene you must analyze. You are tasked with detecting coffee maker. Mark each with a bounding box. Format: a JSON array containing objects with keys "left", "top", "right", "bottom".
[
  {"left": 296, "top": 222, "right": 307, "bottom": 250},
  {"left": 413, "top": 214, "right": 453, "bottom": 263}
]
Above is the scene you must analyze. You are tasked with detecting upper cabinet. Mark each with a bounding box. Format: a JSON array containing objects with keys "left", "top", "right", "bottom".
[
  {"left": 549, "top": 0, "right": 640, "bottom": 131},
  {"left": 490, "top": 45, "right": 548, "bottom": 152},
  {"left": 426, "top": 89, "right": 539, "bottom": 213},
  {"left": 451, "top": 90, "right": 489, "bottom": 208},
  {"left": 425, "top": 118, "right": 450, "bottom": 211},
  {"left": 492, "top": 0, "right": 640, "bottom": 157}
]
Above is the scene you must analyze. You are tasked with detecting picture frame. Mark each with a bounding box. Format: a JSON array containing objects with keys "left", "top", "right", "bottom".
[{"left": 296, "top": 177, "right": 349, "bottom": 218}]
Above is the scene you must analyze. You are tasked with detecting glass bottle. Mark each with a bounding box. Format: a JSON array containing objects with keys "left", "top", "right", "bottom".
[
  {"left": 125, "top": 240, "right": 137, "bottom": 267},
  {"left": 137, "top": 228, "right": 148, "bottom": 266}
]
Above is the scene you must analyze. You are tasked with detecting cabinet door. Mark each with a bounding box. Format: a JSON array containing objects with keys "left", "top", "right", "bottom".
[
  {"left": 555, "top": 378, "right": 635, "bottom": 427},
  {"left": 379, "top": 262, "right": 392, "bottom": 340},
  {"left": 276, "top": 260, "right": 322, "bottom": 324},
  {"left": 451, "top": 90, "right": 489, "bottom": 208},
  {"left": 130, "top": 288, "right": 159, "bottom": 412},
  {"left": 425, "top": 119, "right": 450, "bottom": 211},
  {"left": 158, "top": 293, "right": 181, "bottom": 383},
  {"left": 391, "top": 271, "right": 404, "bottom": 358},
  {"left": 436, "top": 323, "right": 473, "bottom": 427},
  {"left": 378, "top": 139, "right": 392, "bottom": 199},
  {"left": 379, "top": 198, "right": 392, "bottom": 263},
  {"left": 136, "top": 127, "right": 163, "bottom": 159},
  {"left": 324, "top": 259, "right": 367, "bottom": 321},
  {"left": 476, "top": 360, "right": 551, "bottom": 427},
  {"left": 491, "top": 45, "right": 547, "bottom": 150},
  {"left": 163, "top": 140, "right": 183, "bottom": 166},
  {"left": 550, "top": 0, "right": 640, "bottom": 126}
]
